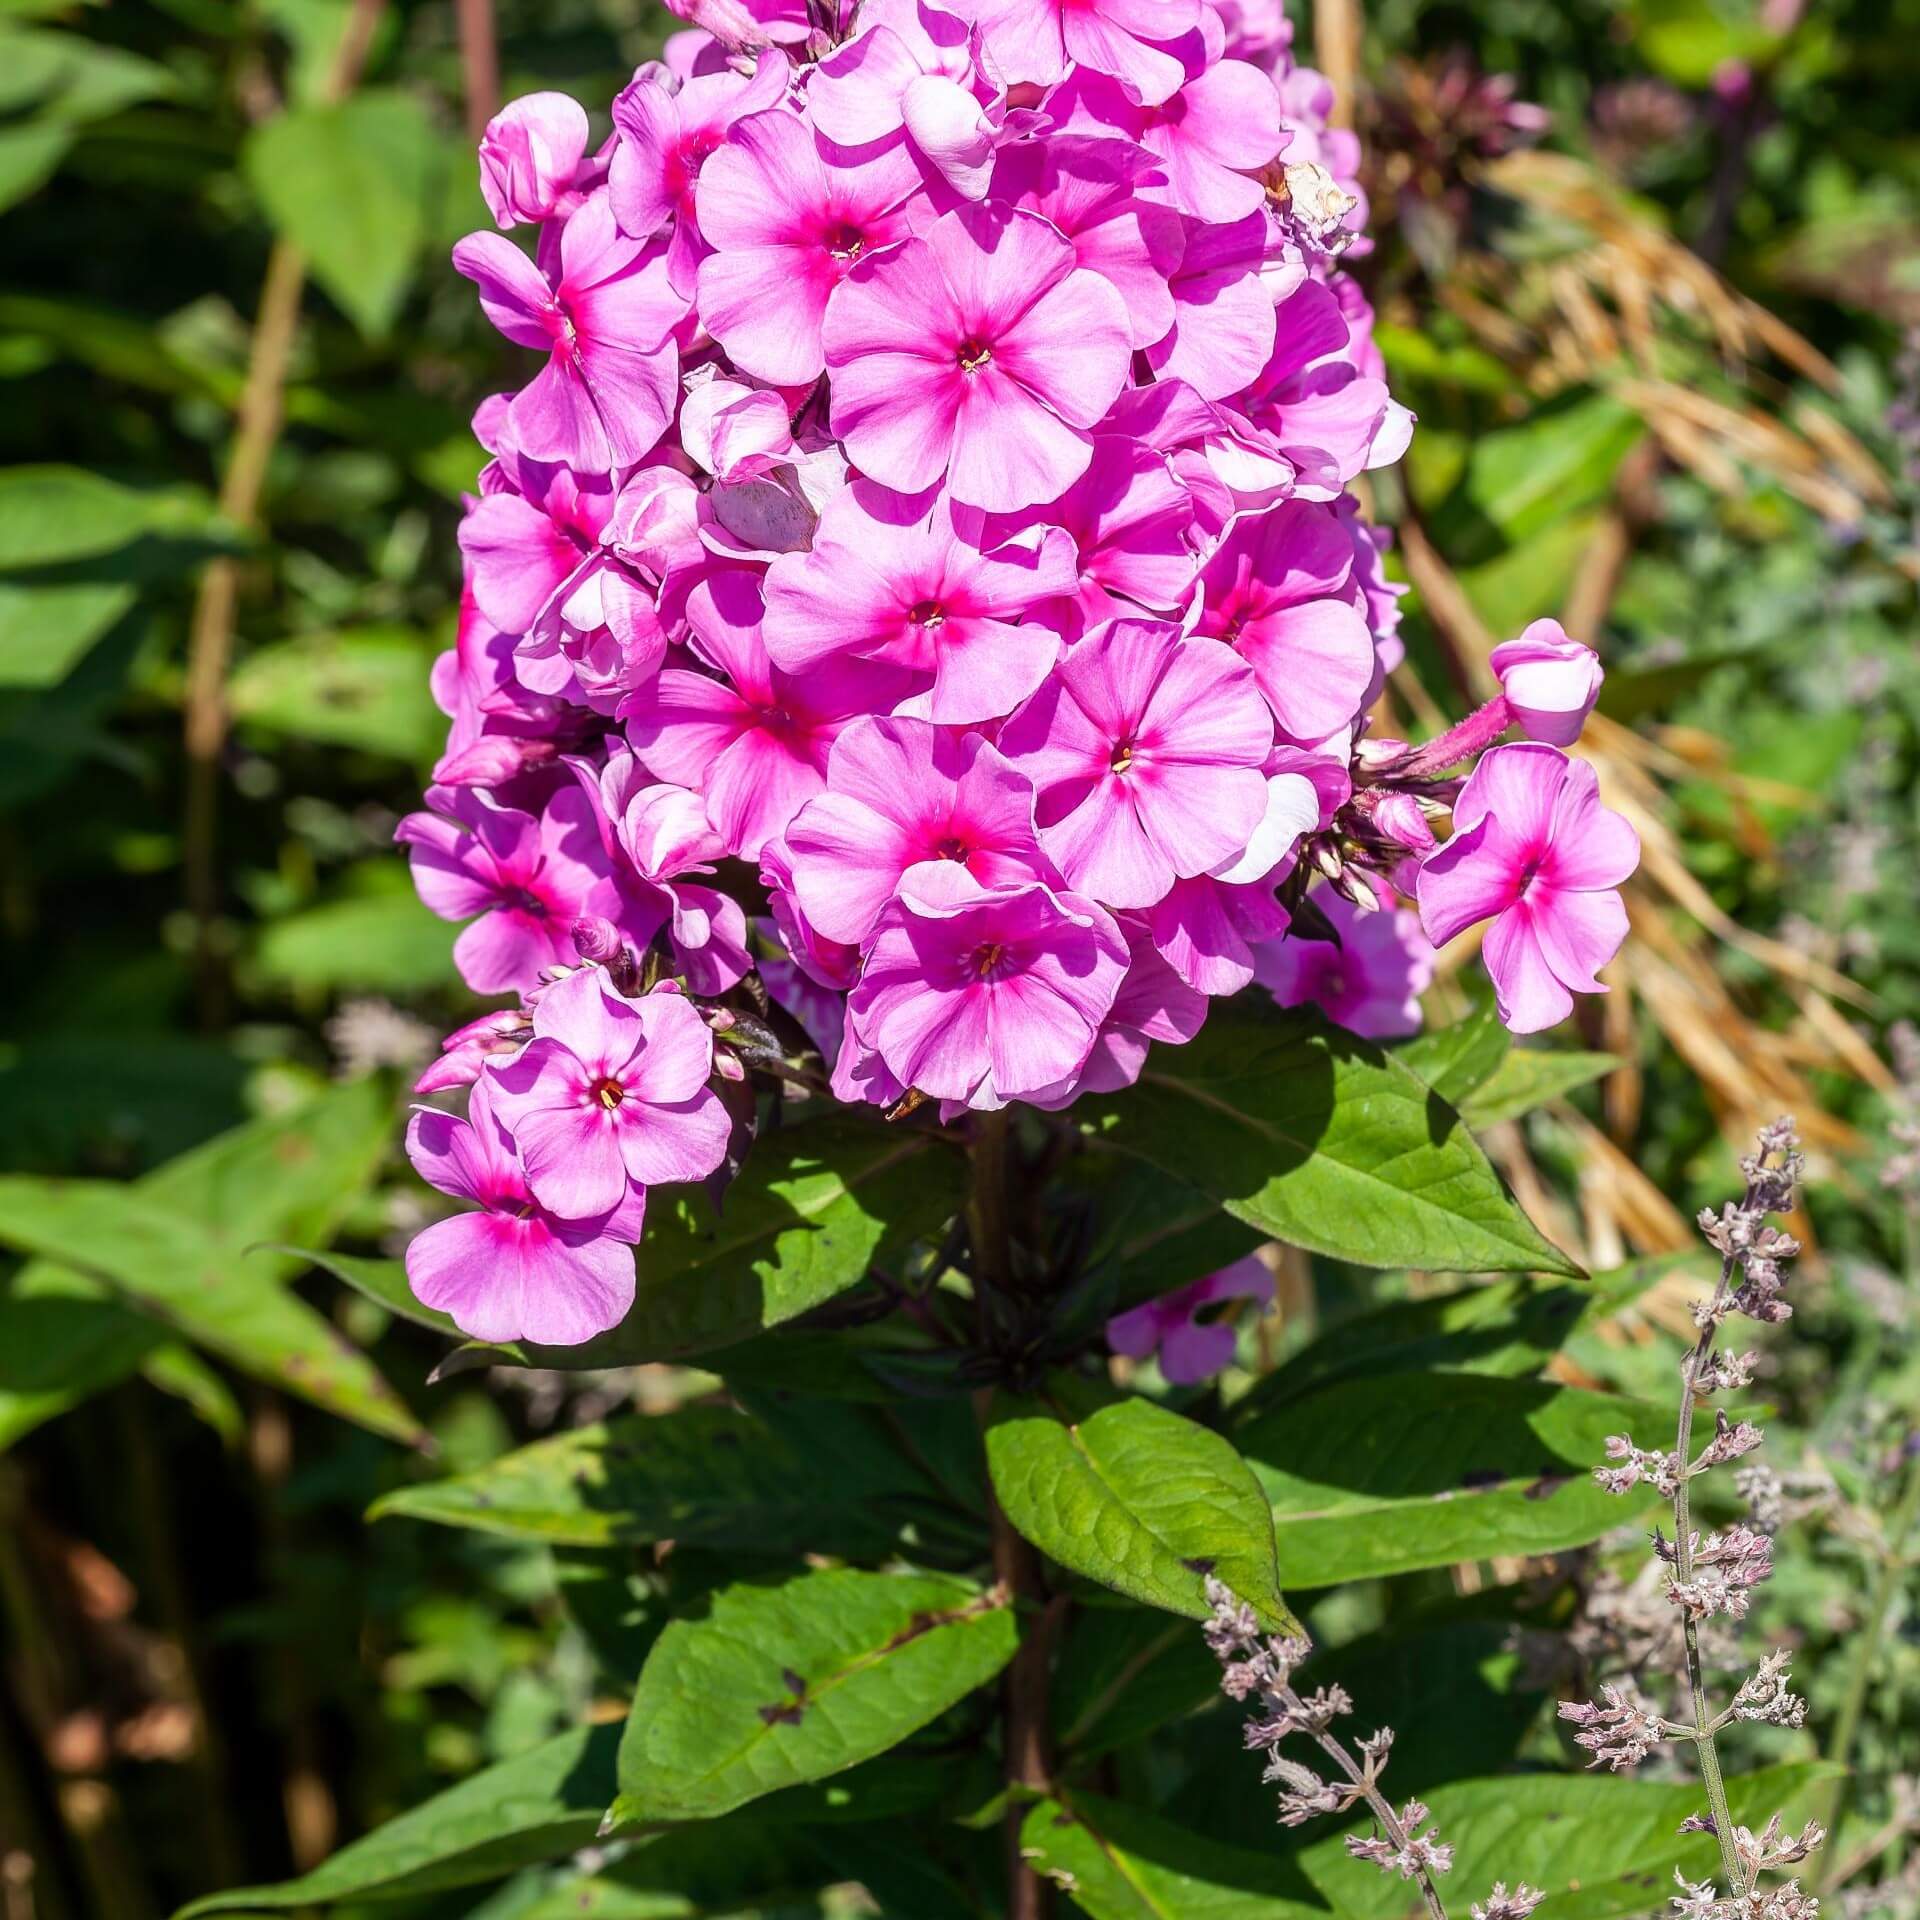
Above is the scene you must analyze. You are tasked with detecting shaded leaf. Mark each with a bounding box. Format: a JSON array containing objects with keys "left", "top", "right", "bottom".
[
  {"left": 175, "top": 1722, "right": 621, "bottom": 1914},
  {"left": 1397, "top": 998, "right": 1509, "bottom": 1107},
  {"left": 0, "top": 466, "right": 228, "bottom": 570},
  {"left": 255, "top": 885, "right": 459, "bottom": 994},
  {"left": 987, "top": 1396, "right": 1297, "bottom": 1633},
  {"left": 494, "top": 1117, "right": 963, "bottom": 1370},
  {"left": 1237, "top": 1372, "right": 1659, "bottom": 1587},
  {"left": 370, "top": 1401, "right": 940, "bottom": 1554},
  {"left": 612, "top": 1568, "right": 1016, "bottom": 1825},
  {"left": 1078, "top": 1002, "right": 1578, "bottom": 1277},
  {"left": 274, "top": 1244, "right": 459, "bottom": 1337}
]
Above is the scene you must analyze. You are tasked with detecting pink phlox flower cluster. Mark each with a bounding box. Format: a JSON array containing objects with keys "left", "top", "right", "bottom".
[{"left": 406, "top": 0, "right": 1640, "bottom": 1340}]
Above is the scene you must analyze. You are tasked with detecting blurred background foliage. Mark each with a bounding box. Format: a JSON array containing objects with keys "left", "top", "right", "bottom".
[{"left": 1, "top": 0, "right": 1918, "bottom": 1915}]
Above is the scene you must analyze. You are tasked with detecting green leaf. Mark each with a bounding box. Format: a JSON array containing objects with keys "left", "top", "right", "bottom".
[
  {"left": 0, "top": 23, "right": 172, "bottom": 124},
  {"left": 1457, "top": 1049, "right": 1621, "bottom": 1128},
  {"left": 174, "top": 1722, "right": 621, "bottom": 1914},
  {"left": 0, "top": 1268, "right": 167, "bottom": 1449},
  {"left": 986, "top": 1397, "right": 1297, "bottom": 1634},
  {"left": 0, "top": 120, "right": 70, "bottom": 214},
  {"left": 255, "top": 885, "right": 458, "bottom": 994},
  {"left": 1397, "top": 997, "right": 1509, "bottom": 1107},
  {"left": 0, "top": 576, "right": 136, "bottom": 687},
  {"left": 1063, "top": 1150, "right": 1264, "bottom": 1320},
  {"left": 1030, "top": 1766, "right": 1837, "bottom": 1920},
  {"left": 493, "top": 1117, "right": 963, "bottom": 1369},
  {"left": 243, "top": 91, "right": 442, "bottom": 338},
  {"left": 1434, "top": 393, "right": 1645, "bottom": 558},
  {"left": 275, "top": 1244, "right": 458, "bottom": 1336},
  {"left": 612, "top": 1568, "right": 1017, "bottom": 1825},
  {"left": 0, "top": 467, "right": 228, "bottom": 570},
  {"left": 1051, "top": 1604, "right": 1219, "bottom": 1761},
  {"left": 371, "top": 1401, "right": 939, "bottom": 1554},
  {"left": 1238, "top": 1277, "right": 1591, "bottom": 1413},
  {"left": 228, "top": 625, "right": 443, "bottom": 760},
  {"left": 0, "top": 1080, "right": 421, "bottom": 1445},
  {"left": 1296, "top": 1761, "right": 1836, "bottom": 1920},
  {"left": 1237, "top": 1372, "right": 1660, "bottom": 1587},
  {"left": 1078, "top": 1002, "right": 1579, "bottom": 1278},
  {"left": 1019, "top": 1791, "right": 1325, "bottom": 1920}
]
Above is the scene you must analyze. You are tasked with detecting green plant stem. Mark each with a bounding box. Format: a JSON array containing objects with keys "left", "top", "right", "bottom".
[
  {"left": 1816, "top": 1446, "right": 1920, "bottom": 1891},
  {"left": 1671, "top": 1262, "right": 1743, "bottom": 1892},
  {"left": 968, "top": 1112, "right": 1053, "bottom": 1920}
]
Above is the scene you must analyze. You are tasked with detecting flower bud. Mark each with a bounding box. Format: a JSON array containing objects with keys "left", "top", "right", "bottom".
[
  {"left": 477, "top": 93, "right": 590, "bottom": 230},
  {"left": 1489, "top": 619, "right": 1604, "bottom": 747}
]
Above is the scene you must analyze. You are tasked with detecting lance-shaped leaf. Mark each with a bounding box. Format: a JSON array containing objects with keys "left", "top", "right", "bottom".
[
  {"left": 1237, "top": 1371, "right": 1661, "bottom": 1587},
  {"left": 1077, "top": 1003, "right": 1579, "bottom": 1277},
  {"left": 371, "top": 1401, "right": 941, "bottom": 1556},
  {"left": 1019, "top": 1791, "right": 1327, "bottom": 1920},
  {"left": 277, "top": 1245, "right": 459, "bottom": 1337},
  {"left": 1027, "top": 1765, "right": 1834, "bottom": 1920},
  {"left": 491, "top": 1117, "right": 963, "bottom": 1370},
  {"left": 1295, "top": 1761, "right": 1837, "bottom": 1920},
  {"left": 986, "top": 1397, "right": 1297, "bottom": 1634},
  {"left": 612, "top": 1568, "right": 1017, "bottom": 1825},
  {"left": 1458, "top": 1048, "right": 1621, "bottom": 1128},
  {"left": 0, "top": 1079, "right": 414, "bottom": 1447},
  {"left": 175, "top": 1722, "right": 621, "bottom": 1913},
  {"left": 1397, "top": 996, "right": 1509, "bottom": 1106}
]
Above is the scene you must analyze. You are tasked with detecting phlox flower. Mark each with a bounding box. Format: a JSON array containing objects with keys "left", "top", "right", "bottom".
[
  {"left": 405, "top": 1078, "right": 641, "bottom": 1347},
  {"left": 846, "top": 863, "right": 1129, "bottom": 1106},
  {"left": 1221, "top": 280, "right": 1411, "bottom": 501},
  {"left": 429, "top": 588, "right": 577, "bottom": 791},
  {"left": 623, "top": 568, "right": 907, "bottom": 859},
  {"left": 1027, "top": 918, "right": 1207, "bottom": 1102},
  {"left": 571, "top": 748, "right": 752, "bottom": 992},
  {"left": 489, "top": 970, "right": 730, "bottom": 1219},
  {"left": 763, "top": 479, "right": 1076, "bottom": 721},
  {"left": 609, "top": 50, "right": 791, "bottom": 290},
  {"left": 1107, "top": 1253, "right": 1275, "bottom": 1383},
  {"left": 397, "top": 784, "right": 606, "bottom": 995},
  {"left": 1144, "top": 214, "right": 1280, "bottom": 400},
  {"left": 1052, "top": 60, "right": 1286, "bottom": 224},
  {"left": 695, "top": 107, "right": 923, "bottom": 384},
  {"left": 479, "top": 92, "right": 593, "bottom": 229},
  {"left": 458, "top": 458, "right": 615, "bottom": 638},
  {"left": 782, "top": 714, "right": 1054, "bottom": 946},
  {"left": 1001, "top": 617, "right": 1273, "bottom": 909},
  {"left": 990, "top": 135, "right": 1182, "bottom": 349},
  {"left": 821, "top": 202, "right": 1131, "bottom": 512},
  {"left": 958, "top": 0, "right": 1203, "bottom": 106},
  {"left": 454, "top": 193, "right": 686, "bottom": 472},
  {"left": 1191, "top": 499, "right": 1377, "bottom": 744},
  {"left": 1416, "top": 744, "right": 1639, "bottom": 1035},
  {"left": 1254, "top": 884, "right": 1434, "bottom": 1038},
  {"left": 810, "top": 0, "right": 1006, "bottom": 199},
  {"left": 988, "top": 435, "right": 1196, "bottom": 633}
]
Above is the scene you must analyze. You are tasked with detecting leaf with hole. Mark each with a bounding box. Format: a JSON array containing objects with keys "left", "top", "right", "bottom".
[{"left": 612, "top": 1568, "right": 1017, "bottom": 1825}]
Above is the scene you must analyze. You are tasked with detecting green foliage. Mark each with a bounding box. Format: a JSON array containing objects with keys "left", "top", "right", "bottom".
[
  {"left": 611, "top": 1568, "right": 1019, "bottom": 1825},
  {"left": 2, "top": 1, "right": 1914, "bottom": 1916},
  {"left": 1079, "top": 1002, "right": 1582, "bottom": 1276},
  {"left": 985, "top": 1395, "right": 1298, "bottom": 1633}
]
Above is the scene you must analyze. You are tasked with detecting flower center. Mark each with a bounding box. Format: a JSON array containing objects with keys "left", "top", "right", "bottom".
[
  {"left": 933, "top": 835, "right": 970, "bottom": 862},
  {"left": 956, "top": 337, "right": 993, "bottom": 373},
  {"left": 511, "top": 887, "right": 548, "bottom": 916},
  {"left": 1110, "top": 739, "right": 1137, "bottom": 775},
  {"left": 908, "top": 599, "right": 946, "bottom": 631},
  {"left": 971, "top": 941, "right": 1007, "bottom": 979},
  {"left": 823, "top": 221, "right": 867, "bottom": 262},
  {"left": 590, "top": 1076, "right": 625, "bottom": 1112}
]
